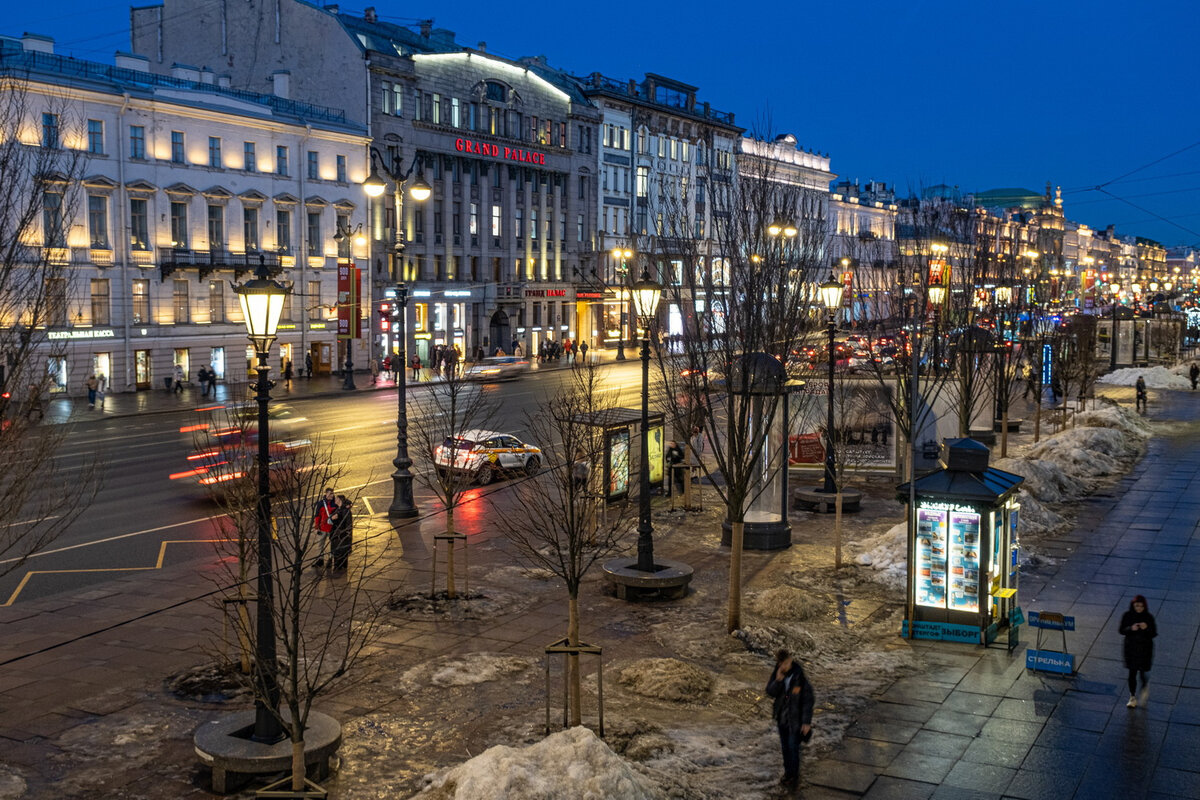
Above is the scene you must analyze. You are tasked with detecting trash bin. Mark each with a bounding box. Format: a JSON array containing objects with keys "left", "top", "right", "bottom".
[{"left": 164, "top": 376, "right": 173, "bottom": 391}]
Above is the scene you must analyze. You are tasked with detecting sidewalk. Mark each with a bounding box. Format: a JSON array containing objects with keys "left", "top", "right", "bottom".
[
  {"left": 803, "top": 387, "right": 1200, "bottom": 799},
  {"left": 39, "top": 355, "right": 585, "bottom": 423}
]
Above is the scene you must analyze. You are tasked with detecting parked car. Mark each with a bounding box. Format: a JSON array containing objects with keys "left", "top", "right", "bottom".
[
  {"left": 433, "top": 429, "right": 541, "bottom": 485},
  {"left": 464, "top": 356, "right": 530, "bottom": 381}
]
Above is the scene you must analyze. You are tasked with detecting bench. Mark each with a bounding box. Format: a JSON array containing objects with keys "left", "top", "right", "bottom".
[{"left": 194, "top": 710, "right": 341, "bottom": 793}]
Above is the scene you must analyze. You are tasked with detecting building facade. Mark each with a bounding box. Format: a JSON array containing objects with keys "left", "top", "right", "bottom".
[
  {"left": 133, "top": 2, "right": 602, "bottom": 362},
  {"left": 1, "top": 33, "right": 368, "bottom": 396}
]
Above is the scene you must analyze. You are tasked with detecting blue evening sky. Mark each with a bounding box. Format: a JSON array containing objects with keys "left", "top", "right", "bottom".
[{"left": 9, "top": 0, "right": 1199, "bottom": 248}]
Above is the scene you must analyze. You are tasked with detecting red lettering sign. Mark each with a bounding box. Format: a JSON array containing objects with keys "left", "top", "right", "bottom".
[
  {"left": 546, "top": 289, "right": 566, "bottom": 297},
  {"left": 336, "top": 263, "right": 361, "bottom": 339},
  {"left": 454, "top": 137, "right": 546, "bottom": 165}
]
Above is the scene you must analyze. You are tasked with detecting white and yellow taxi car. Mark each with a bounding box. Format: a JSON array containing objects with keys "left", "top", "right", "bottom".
[{"left": 432, "top": 429, "right": 542, "bottom": 485}]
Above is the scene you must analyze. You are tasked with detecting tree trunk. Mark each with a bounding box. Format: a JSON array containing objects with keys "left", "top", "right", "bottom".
[
  {"left": 292, "top": 737, "right": 305, "bottom": 792},
  {"left": 834, "top": 492, "right": 843, "bottom": 569},
  {"left": 445, "top": 508, "right": 457, "bottom": 599},
  {"left": 727, "top": 519, "right": 743, "bottom": 633},
  {"left": 567, "top": 592, "right": 581, "bottom": 727}
]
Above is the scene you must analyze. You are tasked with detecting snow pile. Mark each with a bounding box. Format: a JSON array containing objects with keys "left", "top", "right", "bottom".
[
  {"left": 617, "top": 658, "right": 713, "bottom": 702},
  {"left": 1073, "top": 402, "right": 1153, "bottom": 439},
  {"left": 851, "top": 521, "right": 908, "bottom": 591},
  {"left": 1025, "top": 427, "right": 1142, "bottom": 481},
  {"left": 745, "top": 585, "right": 825, "bottom": 622},
  {"left": 1098, "top": 365, "right": 1190, "bottom": 390},
  {"left": 400, "top": 652, "right": 533, "bottom": 688},
  {"left": 413, "top": 726, "right": 663, "bottom": 799}
]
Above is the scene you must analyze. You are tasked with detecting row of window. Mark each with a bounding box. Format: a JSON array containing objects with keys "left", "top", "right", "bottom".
[
  {"left": 45, "top": 113, "right": 349, "bottom": 181},
  {"left": 52, "top": 277, "right": 328, "bottom": 327},
  {"left": 378, "top": 80, "right": 594, "bottom": 152}
]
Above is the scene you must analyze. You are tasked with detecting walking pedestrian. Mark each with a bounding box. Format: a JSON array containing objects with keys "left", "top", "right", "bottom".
[
  {"left": 305, "top": 353, "right": 313, "bottom": 379},
  {"left": 25, "top": 383, "right": 44, "bottom": 420},
  {"left": 578, "top": 340, "right": 588, "bottom": 365},
  {"left": 665, "top": 440, "right": 685, "bottom": 496},
  {"left": 311, "top": 488, "right": 337, "bottom": 569},
  {"left": 95, "top": 372, "right": 107, "bottom": 409},
  {"left": 1135, "top": 375, "right": 1147, "bottom": 413},
  {"left": 206, "top": 369, "right": 217, "bottom": 397},
  {"left": 329, "top": 494, "right": 354, "bottom": 571},
  {"left": 369, "top": 357, "right": 380, "bottom": 385},
  {"left": 410, "top": 353, "right": 421, "bottom": 381},
  {"left": 571, "top": 451, "right": 591, "bottom": 493},
  {"left": 172, "top": 364, "right": 185, "bottom": 394},
  {"left": 765, "top": 649, "right": 814, "bottom": 788},
  {"left": 283, "top": 360, "right": 293, "bottom": 386},
  {"left": 1189, "top": 363, "right": 1198, "bottom": 391},
  {"left": 86, "top": 374, "right": 98, "bottom": 409},
  {"left": 197, "top": 366, "right": 209, "bottom": 398},
  {"left": 1120, "top": 594, "right": 1157, "bottom": 708}
]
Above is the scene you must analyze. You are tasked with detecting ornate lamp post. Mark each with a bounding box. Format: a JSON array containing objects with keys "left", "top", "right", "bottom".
[
  {"left": 1110, "top": 282, "right": 1122, "bottom": 371},
  {"left": 612, "top": 247, "right": 633, "bottom": 361},
  {"left": 232, "top": 260, "right": 291, "bottom": 743},
  {"left": 388, "top": 283, "right": 419, "bottom": 518},
  {"left": 630, "top": 267, "right": 663, "bottom": 572},
  {"left": 363, "top": 149, "right": 429, "bottom": 518},
  {"left": 928, "top": 280, "right": 947, "bottom": 377},
  {"left": 818, "top": 272, "right": 844, "bottom": 495}
]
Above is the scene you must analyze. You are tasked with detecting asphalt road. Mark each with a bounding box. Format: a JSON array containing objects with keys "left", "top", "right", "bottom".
[{"left": 0, "top": 361, "right": 653, "bottom": 606}]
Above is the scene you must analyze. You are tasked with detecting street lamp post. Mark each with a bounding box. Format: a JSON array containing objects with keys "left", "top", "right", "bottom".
[
  {"left": 232, "top": 260, "right": 290, "bottom": 743},
  {"left": 388, "top": 283, "right": 419, "bottom": 518},
  {"left": 613, "top": 247, "right": 632, "bottom": 362},
  {"left": 1110, "top": 283, "right": 1121, "bottom": 371},
  {"left": 631, "top": 267, "right": 663, "bottom": 572},
  {"left": 363, "top": 149, "right": 430, "bottom": 519},
  {"left": 819, "top": 272, "right": 844, "bottom": 495}
]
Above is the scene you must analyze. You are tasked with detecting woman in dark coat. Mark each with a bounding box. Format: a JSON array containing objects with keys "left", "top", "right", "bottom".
[
  {"left": 329, "top": 495, "right": 354, "bottom": 571},
  {"left": 1119, "top": 594, "right": 1157, "bottom": 707}
]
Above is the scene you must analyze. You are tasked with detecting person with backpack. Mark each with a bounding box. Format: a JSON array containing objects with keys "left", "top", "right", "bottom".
[
  {"left": 329, "top": 494, "right": 354, "bottom": 571},
  {"left": 311, "top": 488, "right": 337, "bottom": 569}
]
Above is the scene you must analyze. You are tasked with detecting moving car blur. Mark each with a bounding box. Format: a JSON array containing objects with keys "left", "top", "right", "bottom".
[{"left": 432, "top": 429, "right": 541, "bottom": 485}]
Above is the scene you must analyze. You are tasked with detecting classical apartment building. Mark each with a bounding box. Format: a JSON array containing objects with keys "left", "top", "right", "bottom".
[
  {"left": 578, "top": 72, "right": 742, "bottom": 344},
  {"left": 133, "top": 2, "right": 602, "bottom": 361},
  {"left": 0, "top": 33, "right": 368, "bottom": 396}
]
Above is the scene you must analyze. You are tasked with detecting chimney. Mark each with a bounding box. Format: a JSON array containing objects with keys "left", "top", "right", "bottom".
[
  {"left": 114, "top": 52, "right": 150, "bottom": 72},
  {"left": 419, "top": 19, "right": 433, "bottom": 38},
  {"left": 364, "top": 6, "right": 377, "bottom": 22},
  {"left": 21, "top": 33, "right": 55, "bottom": 54},
  {"left": 477, "top": 41, "right": 487, "bottom": 52},
  {"left": 218, "top": 75, "right": 232, "bottom": 88},
  {"left": 170, "top": 63, "right": 202, "bottom": 82},
  {"left": 269, "top": 70, "right": 290, "bottom": 99},
  {"left": 200, "top": 67, "right": 215, "bottom": 84}
]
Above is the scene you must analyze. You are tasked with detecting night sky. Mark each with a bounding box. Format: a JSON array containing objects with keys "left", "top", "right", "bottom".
[{"left": 8, "top": 0, "right": 1199, "bottom": 248}]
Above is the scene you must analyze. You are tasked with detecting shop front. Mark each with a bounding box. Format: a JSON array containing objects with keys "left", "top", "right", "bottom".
[{"left": 898, "top": 438, "right": 1023, "bottom": 645}]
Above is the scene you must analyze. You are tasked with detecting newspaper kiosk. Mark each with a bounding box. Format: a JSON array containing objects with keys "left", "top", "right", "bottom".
[{"left": 898, "top": 438, "right": 1023, "bottom": 645}]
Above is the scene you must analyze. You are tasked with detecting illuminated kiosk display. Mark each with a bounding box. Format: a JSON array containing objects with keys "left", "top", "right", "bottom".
[
  {"left": 897, "top": 438, "right": 1023, "bottom": 644},
  {"left": 571, "top": 407, "right": 664, "bottom": 503}
]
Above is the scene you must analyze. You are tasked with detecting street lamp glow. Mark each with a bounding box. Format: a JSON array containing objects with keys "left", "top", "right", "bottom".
[
  {"left": 613, "top": 247, "right": 633, "bottom": 260},
  {"left": 819, "top": 273, "right": 843, "bottom": 310},
  {"left": 631, "top": 268, "right": 663, "bottom": 325},
  {"left": 235, "top": 267, "right": 289, "bottom": 353},
  {"left": 408, "top": 176, "right": 432, "bottom": 202},
  {"left": 363, "top": 161, "right": 387, "bottom": 198},
  {"left": 928, "top": 283, "right": 947, "bottom": 306},
  {"left": 767, "top": 221, "right": 782, "bottom": 237}
]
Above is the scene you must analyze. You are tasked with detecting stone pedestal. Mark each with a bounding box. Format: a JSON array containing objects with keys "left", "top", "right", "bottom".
[
  {"left": 720, "top": 520, "right": 791, "bottom": 550},
  {"left": 602, "top": 557, "right": 693, "bottom": 601},
  {"left": 194, "top": 709, "right": 341, "bottom": 793},
  {"left": 792, "top": 486, "right": 863, "bottom": 514}
]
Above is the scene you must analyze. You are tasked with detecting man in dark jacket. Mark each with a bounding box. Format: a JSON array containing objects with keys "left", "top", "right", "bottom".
[
  {"left": 665, "top": 441, "right": 685, "bottom": 496},
  {"left": 765, "top": 649, "right": 814, "bottom": 787}
]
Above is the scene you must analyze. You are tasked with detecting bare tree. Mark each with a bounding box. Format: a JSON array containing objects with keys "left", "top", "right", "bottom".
[
  {"left": 204, "top": 427, "right": 388, "bottom": 794},
  {"left": 405, "top": 367, "right": 501, "bottom": 598},
  {"left": 648, "top": 136, "right": 827, "bottom": 632},
  {"left": 0, "top": 77, "right": 98, "bottom": 578},
  {"left": 501, "top": 365, "right": 635, "bottom": 727}
]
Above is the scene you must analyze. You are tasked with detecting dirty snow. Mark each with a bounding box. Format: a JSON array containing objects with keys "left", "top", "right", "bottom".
[
  {"left": 412, "top": 726, "right": 663, "bottom": 800},
  {"left": 617, "top": 658, "right": 714, "bottom": 702},
  {"left": 401, "top": 652, "right": 534, "bottom": 688},
  {"left": 1099, "top": 365, "right": 1190, "bottom": 390}
]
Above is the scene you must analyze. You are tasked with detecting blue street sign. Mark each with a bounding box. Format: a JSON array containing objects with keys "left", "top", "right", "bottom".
[
  {"left": 1026, "top": 648, "right": 1074, "bottom": 674},
  {"left": 1028, "top": 611, "right": 1075, "bottom": 630}
]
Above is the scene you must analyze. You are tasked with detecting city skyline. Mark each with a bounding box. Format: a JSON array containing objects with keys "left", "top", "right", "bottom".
[{"left": 8, "top": 0, "right": 1199, "bottom": 248}]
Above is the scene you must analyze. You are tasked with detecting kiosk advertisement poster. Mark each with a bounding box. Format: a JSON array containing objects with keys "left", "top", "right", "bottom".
[
  {"left": 648, "top": 424, "right": 664, "bottom": 485},
  {"left": 606, "top": 429, "right": 630, "bottom": 499},
  {"left": 915, "top": 508, "right": 948, "bottom": 607},
  {"left": 788, "top": 380, "right": 896, "bottom": 472},
  {"left": 948, "top": 511, "right": 981, "bottom": 613}
]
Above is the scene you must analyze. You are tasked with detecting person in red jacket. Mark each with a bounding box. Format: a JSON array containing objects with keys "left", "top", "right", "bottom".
[{"left": 312, "top": 488, "right": 337, "bottom": 568}]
